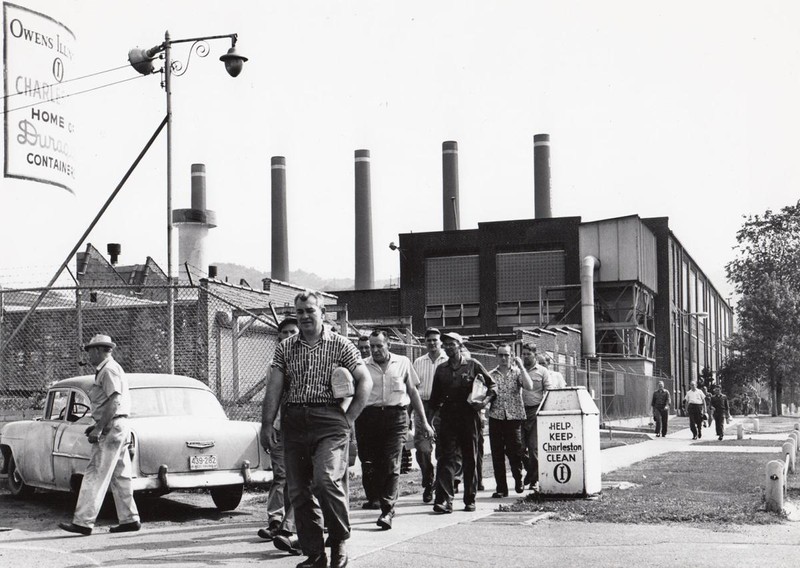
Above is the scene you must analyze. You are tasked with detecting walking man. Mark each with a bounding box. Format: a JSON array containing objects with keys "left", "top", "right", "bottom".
[
  {"left": 487, "top": 344, "right": 533, "bottom": 497},
  {"left": 259, "top": 317, "right": 302, "bottom": 556},
  {"left": 59, "top": 334, "right": 140, "bottom": 536},
  {"left": 709, "top": 386, "right": 731, "bottom": 440},
  {"left": 412, "top": 327, "right": 448, "bottom": 504},
  {"left": 261, "top": 291, "right": 373, "bottom": 568},
  {"left": 651, "top": 380, "right": 671, "bottom": 437},
  {"left": 429, "top": 332, "right": 496, "bottom": 513},
  {"left": 357, "top": 330, "right": 434, "bottom": 529},
  {"left": 684, "top": 381, "right": 706, "bottom": 440},
  {"left": 520, "top": 344, "right": 553, "bottom": 489}
]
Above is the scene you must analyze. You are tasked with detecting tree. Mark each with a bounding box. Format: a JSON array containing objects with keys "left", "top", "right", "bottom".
[{"left": 726, "top": 204, "right": 800, "bottom": 415}]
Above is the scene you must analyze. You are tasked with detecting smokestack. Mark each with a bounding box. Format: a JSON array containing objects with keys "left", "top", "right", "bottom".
[
  {"left": 107, "top": 243, "right": 121, "bottom": 266},
  {"left": 442, "top": 141, "right": 460, "bottom": 230},
  {"left": 208, "top": 265, "right": 218, "bottom": 279},
  {"left": 354, "top": 149, "right": 374, "bottom": 290},
  {"left": 271, "top": 156, "right": 289, "bottom": 282},
  {"left": 173, "top": 163, "right": 217, "bottom": 281},
  {"left": 534, "top": 133, "right": 551, "bottom": 219}
]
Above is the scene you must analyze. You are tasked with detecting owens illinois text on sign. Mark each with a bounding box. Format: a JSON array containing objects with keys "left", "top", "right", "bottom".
[{"left": 3, "top": 2, "right": 76, "bottom": 192}]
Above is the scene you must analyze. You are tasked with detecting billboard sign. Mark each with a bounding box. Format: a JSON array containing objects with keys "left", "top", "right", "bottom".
[{"left": 3, "top": 2, "right": 76, "bottom": 193}]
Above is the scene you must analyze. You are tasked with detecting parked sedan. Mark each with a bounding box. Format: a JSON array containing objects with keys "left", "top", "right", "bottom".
[{"left": 0, "top": 374, "right": 271, "bottom": 511}]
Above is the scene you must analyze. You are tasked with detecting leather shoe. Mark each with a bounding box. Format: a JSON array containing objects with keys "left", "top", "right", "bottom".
[
  {"left": 109, "top": 520, "right": 141, "bottom": 533},
  {"left": 432, "top": 501, "right": 452, "bottom": 514},
  {"left": 376, "top": 510, "right": 394, "bottom": 530},
  {"left": 361, "top": 500, "right": 380, "bottom": 510},
  {"left": 58, "top": 522, "right": 92, "bottom": 536},
  {"left": 491, "top": 491, "right": 507, "bottom": 498},
  {"left": 330, "top": 541, "right": 348, "bottom": 568},
  {"left": 274, "top": 534, "right": 302, "bottom": 556},
  {"left": 464, "top": 502, "right": 476, "bottom": 512},
  {"left": 514, "top": 479, "right": 524, "bottom": 494},
  {"left": 422, "top": 486, "right": 433, "bottom": 503},
  {"left": 296, "top": 553, "right": 327, "bottom": 568},
  {"left": 258, "top": 520, "right": 282, "bottom": 540}
]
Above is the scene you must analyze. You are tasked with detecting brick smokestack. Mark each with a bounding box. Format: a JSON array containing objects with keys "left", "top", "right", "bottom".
[
  {"left": 534, "top": 133, "right": 551, "bottom": 218},
  {"left": 354, "top": 149, "right": 374, "bottom": 290},
  {"left": 173, "top": 163, "right": 216, "bottom": 281},
  {"left": 271, "top": 156, "right": 289, "bottom": 281},
  {"left": 442, "top": 141, "right": 460, "bottom": 230}
]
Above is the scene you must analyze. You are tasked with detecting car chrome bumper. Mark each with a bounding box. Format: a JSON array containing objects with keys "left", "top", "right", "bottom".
[{"left": 132, "top": 468, "right": 272, "bottom": 491}]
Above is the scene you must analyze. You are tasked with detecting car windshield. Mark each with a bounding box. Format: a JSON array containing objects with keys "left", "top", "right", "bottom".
[{"left": 130, "top": 387, "right": 228, "bottom": 419}]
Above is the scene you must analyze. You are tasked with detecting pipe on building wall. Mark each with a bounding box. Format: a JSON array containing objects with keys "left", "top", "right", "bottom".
[
  {"left": 354, "top": 149, "right": 374, "bottom": 290},
  {"left": 581, "top": 255, "right": 600, "bottom": 358},
  {"left": 271, "top": 156, "right": 289, "bottom": 282},
  {"left": 442, "top": 141, "right": 460, "bottom": 230},
  {"left": 534, "top": 133, "right": 551, "bottom": 219}
]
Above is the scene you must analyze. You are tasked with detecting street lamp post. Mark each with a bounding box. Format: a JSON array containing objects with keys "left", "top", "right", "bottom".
[{"left": 128, "top": 32, "right": 247, "bottom": 374}]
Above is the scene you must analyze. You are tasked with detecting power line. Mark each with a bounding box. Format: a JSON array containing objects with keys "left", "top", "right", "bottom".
[
  {"left": 2, "top": 73, "right": 154, "bottom": 116},
  {"left": 1, "top": 63, "right": 136, "bottom": 103}
]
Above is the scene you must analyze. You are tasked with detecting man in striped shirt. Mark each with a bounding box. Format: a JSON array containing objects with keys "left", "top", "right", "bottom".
[
  {"left": 261, "top": 291, "right": 372, "bottom": 568},
  {"left": 412, "top": 327, "right": 448, "bottom": 504}
]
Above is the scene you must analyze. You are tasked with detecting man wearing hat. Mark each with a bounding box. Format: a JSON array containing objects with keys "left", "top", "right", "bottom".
[
  {"left": 411, "top": 327, "right": 448, "bottom": 504},
  {"left": 59, "top": 334, "right": 140, "bottom": 535},
  {"left": 428, "top": 332, "right": 496, "bottom": 513}
]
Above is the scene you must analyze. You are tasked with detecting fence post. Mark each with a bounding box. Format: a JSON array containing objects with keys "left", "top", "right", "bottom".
[
  {"left": 0, "top": 285, "right": 4, "bottom": 390},
  {"left": 75, "top": 286, "right": 83, "bottom": 373},
  {"left": 752, "top": 418, "right": 760, "bottom": 433},
  {"left": 765, "top": 460, "right": 785, "bottom": 512},
  {"left": 737, "top": 423, "right": 744, "bottom": 440},
  {"left": 231, "top": 314, "right": 240, "bottom": 402},
  {"left": 783, "top": 441, "right": 796, "bottom": 474}
]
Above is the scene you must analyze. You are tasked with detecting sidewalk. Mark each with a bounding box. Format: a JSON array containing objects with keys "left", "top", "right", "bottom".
[{"left": 346, "top": 417, "right": 800, "bottom": 567}]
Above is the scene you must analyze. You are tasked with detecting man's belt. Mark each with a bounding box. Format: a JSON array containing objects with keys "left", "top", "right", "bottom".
[{"left": 285, "top": 402, "right": 339, "bottom": 408}]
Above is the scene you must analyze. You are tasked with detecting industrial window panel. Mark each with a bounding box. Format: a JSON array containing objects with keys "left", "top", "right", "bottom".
[
  {"left": 496, "top": 251, "right": 565, "bottom": 303},
  {"left": 425, "top": 255, "right": 480, "bottom": 305}
]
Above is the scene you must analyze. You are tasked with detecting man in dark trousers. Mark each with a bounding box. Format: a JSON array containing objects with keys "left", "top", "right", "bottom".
[
  {"left": 651, "top": 381, "right": 671, "bottom": 437},
  {"left": 261, "top": 291, "right": 373, "bottom": 568},
  {"left": 709, "top": 386, "right": 731, "bottom": 440},
  {"left": 428, "top": 332, "right": 496, "bottom": 513},
  {"left": 357, "top": 330, "right": 434, "bottom": 530}
]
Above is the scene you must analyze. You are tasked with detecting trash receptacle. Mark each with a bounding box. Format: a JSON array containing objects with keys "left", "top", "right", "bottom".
[{"left": 537, "top": 386, "right": 601, "bottom": 497}]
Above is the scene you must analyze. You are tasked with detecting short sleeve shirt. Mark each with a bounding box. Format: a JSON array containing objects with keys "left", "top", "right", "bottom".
[
  {"left": 89, "top": 356, "right": 130, "bottom": 419},
  {"left": 272, "top": 329, "right": 363, "bottom": 404},
  {"left": 487, "top": 366, "right": 526, "bottom": 421},
  {"left": 365, "top": 353, "right": 419, "bottom": 407},
  {"left": 413, "top": 352, "right": 448, "bottom": 401},
  {"left": 521, "top": 364, "right": 550, "bottom": 408}
]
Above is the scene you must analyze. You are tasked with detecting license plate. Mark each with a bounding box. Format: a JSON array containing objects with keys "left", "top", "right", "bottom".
[{"left": 189, "top": 454, "right": 218, "bottom": 470}]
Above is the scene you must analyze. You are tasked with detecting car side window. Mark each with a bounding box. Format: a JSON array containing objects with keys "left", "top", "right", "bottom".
[
  {"left": 68, "top": 390, "right": 91, "bottom": 422},
  {"left": 46, "top": 390, "right": 70, "bottom": 421}
]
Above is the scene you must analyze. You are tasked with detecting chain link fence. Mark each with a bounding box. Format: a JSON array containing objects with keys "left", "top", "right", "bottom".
[
  {"left": 0, "top": 281, "right": 280, "bottom": 422},
  {"left": 1, "top": 282, "right": 672, "bottom": 426}
]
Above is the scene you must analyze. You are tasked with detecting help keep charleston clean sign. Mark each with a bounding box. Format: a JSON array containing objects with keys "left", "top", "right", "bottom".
[{"left": 3, "top": 2, "right": 76, "bottom": 193}]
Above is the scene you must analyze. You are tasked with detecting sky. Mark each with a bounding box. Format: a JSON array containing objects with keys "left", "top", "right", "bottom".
[{"left": 2, "top": 1, "right": 800, "bottom": 299}]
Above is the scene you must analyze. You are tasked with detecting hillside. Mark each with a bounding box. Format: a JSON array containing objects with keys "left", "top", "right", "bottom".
[{"left": 210, "top": 262, "right": 396, "bottom": 291}]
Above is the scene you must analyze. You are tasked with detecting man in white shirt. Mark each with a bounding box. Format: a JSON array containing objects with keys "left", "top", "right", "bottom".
[
  {"left": 412, "top": 328, "right": 448, "bottom": 504},
  {"left": 358, "top": 330, "right": 434, "bottom": 530},
  {"left": 683, "top": 381, "right": 706, "bottom": 440}
]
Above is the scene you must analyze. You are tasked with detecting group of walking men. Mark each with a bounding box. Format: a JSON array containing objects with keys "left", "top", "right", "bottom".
[
  {"left": 651, "top": 380, "right": 731, "bottom": 441},
  {"left": 258, "top": 290, "right": 567, "bottom": 568}
]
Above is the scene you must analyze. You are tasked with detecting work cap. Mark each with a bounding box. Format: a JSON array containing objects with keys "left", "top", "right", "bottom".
[{"left": 441, "top": 331, "right": 465, "bottom": 344}]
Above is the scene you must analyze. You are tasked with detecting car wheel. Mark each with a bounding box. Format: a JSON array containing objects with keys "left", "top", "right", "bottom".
[
  {"left": 7, "top": 454, "right": 34, "bottom": 498},
  {"left": 210, "top": 484, "right": 243, "bottom": 511}
]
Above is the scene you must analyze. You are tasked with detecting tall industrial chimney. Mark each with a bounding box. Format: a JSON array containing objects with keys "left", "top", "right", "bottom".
[
  {"left": 442, "top": 141, "right": 460, "bottom": 230},
  {"left": 354, "top": 149, "right": 374, "bottom": 290},
  {"left": 534, "top": 133, "right": 551, "bottom": 218},
  {"left": 173, "top": 163, "right": 217, "bottom": 281},
  {"left": 271, "top": 156, "right": 289, "bottom": 282}
]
